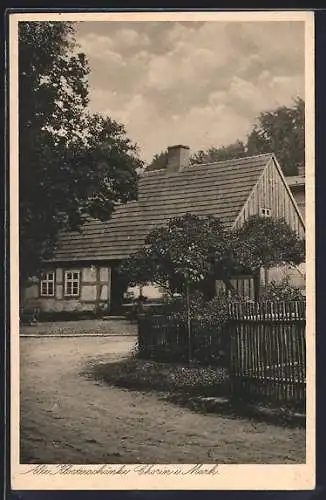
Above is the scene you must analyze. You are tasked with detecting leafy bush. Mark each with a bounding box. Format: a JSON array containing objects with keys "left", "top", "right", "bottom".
[{"left": 261, "top": 277, "right": 305, "bottom": 302}]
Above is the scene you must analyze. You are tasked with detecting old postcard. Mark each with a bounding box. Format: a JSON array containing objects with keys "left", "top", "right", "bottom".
[{"left": 10, "top": 10, "right": 315, "bottom": 490}]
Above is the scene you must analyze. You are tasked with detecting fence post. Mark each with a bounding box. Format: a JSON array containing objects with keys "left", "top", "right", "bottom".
[
  {"left": 186, "top": 278, "right": 192, "bottom": 365},
  {"left": 137, "top": 313, "right": 146, "bottom": 356}
]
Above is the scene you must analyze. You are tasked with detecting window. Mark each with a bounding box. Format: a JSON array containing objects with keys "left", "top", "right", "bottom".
[
  {"left": 261, "top": 208, "right": 271, "bottom": 217},
  {"left": 40, "top": 272, "right": 55, "bottom": 297},
  {"left": 64, "top": 270, "right": 80, "bottom": 297}
]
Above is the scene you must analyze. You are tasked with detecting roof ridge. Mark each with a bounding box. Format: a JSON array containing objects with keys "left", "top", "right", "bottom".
[
  {"left": 189, "top": 152, "right": 273, "bottom": 169},
  {"left": 140, "top": 152, "right": 272, "bottom": 178},
  {"left": 141, "top": 168, "right": 166, "bottom": 176}
]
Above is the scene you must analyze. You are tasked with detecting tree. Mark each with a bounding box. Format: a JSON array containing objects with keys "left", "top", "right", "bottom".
[
  {"left": 120, "top": 214, "right": 305, "bottom": 297},
  {"left": 146, "top": 150, "right": 168, "bottom": 171},
  {"left": 120, "top": 213, "right": 304, "bottom": 364},
  {"left": 120, "top": 214, "right": 229, "bottom": 295},
  {"left": 19, "top": 22, "right": 143, "bottom": 286},
  {"left": 233, "top": 215, "right": 305, "bottom": 273},
  {"left": 147, "top": 100, "right": 304, "bottom": 176},
  {"left": 146, "top": 141, "right": 247, "bottom": 171},
  {"left": 246, "top": 98, "right": 304, "bottom": 176},
  {"left": 189, "top": 100, "right": 304, "bottom": 175},
  {"left": 190, "top": 140, "right": 247, "bottom": 165},
  {"left": 120, "top": 213, "right": 232, "bottom": 363}
]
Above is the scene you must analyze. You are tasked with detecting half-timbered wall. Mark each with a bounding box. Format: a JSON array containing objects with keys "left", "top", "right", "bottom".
[{"left": 23, "top": 265, "right": 111, "bottom": 314}]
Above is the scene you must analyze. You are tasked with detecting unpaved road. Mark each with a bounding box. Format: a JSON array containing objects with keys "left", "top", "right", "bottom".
[{"left": 20, "top": 334, "right": 305, "bottom": 464}]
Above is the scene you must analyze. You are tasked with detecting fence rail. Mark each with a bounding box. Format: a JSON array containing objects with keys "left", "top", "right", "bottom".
[
  {"left": 137, "top": 300, "right": 306, "bottom": 408},
  {"left": 228, "top": 300, "right": 306, "bottom": 322}
]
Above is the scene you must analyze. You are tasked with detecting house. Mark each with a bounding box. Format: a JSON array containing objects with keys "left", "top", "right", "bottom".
[
  {"left": 23, "top": 145, "right": 305, "bottom": 317},
  {"left": 285, "top": 165, "right": 305, "bottom": 220}
]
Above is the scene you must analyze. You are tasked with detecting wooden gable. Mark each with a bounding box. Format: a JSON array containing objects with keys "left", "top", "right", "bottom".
[{"left": 233, "top": 155, "right": 305, "bottom": 238}]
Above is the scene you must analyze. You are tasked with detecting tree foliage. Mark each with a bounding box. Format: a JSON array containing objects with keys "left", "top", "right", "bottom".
[
  {"left": 19, "top": 22, "right": 143, "bottom": 283},
  {"left": 233, "top": 215, "right": 305, "bottom": 273},
  {"left": 146, "top": 150, "right": 168, "bottom": 171},
  {"left": 120, "top": 214, "right": 228, "bottom": 294},
  {"left": 146, "top": 141, "right": 246, "bottom": 171},
  {"left": 119, "top": 214, "right": 305, "bottom": 297},
  {"left": 246, "top": 97, "right": 304, "bottom": 176},
  {"left": 146, "top": 99, "right": 304, "bottom": 176},
  {"left": 190, "top": 140, "right": 246, "bottom": 165}
]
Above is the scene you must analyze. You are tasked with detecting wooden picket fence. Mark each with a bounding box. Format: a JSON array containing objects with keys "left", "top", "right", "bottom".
[
  {"left": 227, "top": 301, "right": 306, "bottom": 408},
  {"left": 138, "top": 315, "right": 225, "bottom": 365},
  {"left": 137, "top": 300, "right": 306, "bottom": 408}
]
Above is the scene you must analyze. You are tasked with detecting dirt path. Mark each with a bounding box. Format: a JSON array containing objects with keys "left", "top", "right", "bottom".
[{"left": 20, "top": 335, "right": 305, "bottom": 464}]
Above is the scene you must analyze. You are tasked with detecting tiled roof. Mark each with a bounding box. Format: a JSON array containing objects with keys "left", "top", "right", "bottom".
[{"left": 51, "top": 153, "right": 273, "bottom": 262}]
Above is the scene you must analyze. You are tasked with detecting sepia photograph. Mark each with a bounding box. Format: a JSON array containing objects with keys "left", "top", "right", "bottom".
[{"left": 10, "top": 10, "right": 315, "bottom": 490}]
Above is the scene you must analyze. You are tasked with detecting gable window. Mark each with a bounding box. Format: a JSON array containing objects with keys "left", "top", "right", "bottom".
[
  {"left": 40, "top": 272, "right": 55, "bottom": 297},
  {"left": 64, "top": 270, "right": 80, "bottom": 297},
  {"left": 261, "top": 208, "right": 271, "bottom": 217}
]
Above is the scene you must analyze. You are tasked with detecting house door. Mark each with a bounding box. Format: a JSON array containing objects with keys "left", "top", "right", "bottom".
[{"left": 110, "top": 266, "right": 128, "bottom": 315}]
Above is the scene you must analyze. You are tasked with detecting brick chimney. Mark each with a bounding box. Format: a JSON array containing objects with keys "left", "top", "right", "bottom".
[{"left": 166, "top": 145, "right": 190, "bottom": 172}]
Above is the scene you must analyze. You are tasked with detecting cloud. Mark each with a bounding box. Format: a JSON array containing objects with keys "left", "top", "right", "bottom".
[
  {"left": 76, "top": 20, "right": 305, "bottom": 162},
  {"left": 113, "top": 28, "right": 150, "bottom": 49}
]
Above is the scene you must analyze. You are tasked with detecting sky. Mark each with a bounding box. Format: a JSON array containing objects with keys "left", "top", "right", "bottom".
[{"left": 76, "top": 20, "right": 305, "bottom": 164}]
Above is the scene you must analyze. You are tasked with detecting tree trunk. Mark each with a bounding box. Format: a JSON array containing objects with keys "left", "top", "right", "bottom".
[
  {"left": 254, "top": 272, "right": 261, "bottom": 301},
  {"left": 223, "top": 276, "right": 236, "bottom": 296}
]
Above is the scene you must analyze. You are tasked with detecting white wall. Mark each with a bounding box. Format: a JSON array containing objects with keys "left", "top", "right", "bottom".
[
  {"left": 267, "top": 264, "right": 306, "bottom": 292},
  {"left": 126, "top": 283, "right": 164, "bottom": 300}
]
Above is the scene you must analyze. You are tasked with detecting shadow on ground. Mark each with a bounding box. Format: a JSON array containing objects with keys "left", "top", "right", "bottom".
[{"left": 84, "top": 357, "right": 305, "bottom": 429}]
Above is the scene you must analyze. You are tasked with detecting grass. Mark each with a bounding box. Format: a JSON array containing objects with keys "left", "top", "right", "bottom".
[{"left": 90, "top": 357, "right": 228, "bottom": 397}]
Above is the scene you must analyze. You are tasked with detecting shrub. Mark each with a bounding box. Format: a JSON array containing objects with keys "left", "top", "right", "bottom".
[
  {"left": 158, "top": 291, "right": 244, "bottom": 329},
  {"left": 261, "top": 277, "right": 305, "bottom": 302}
]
